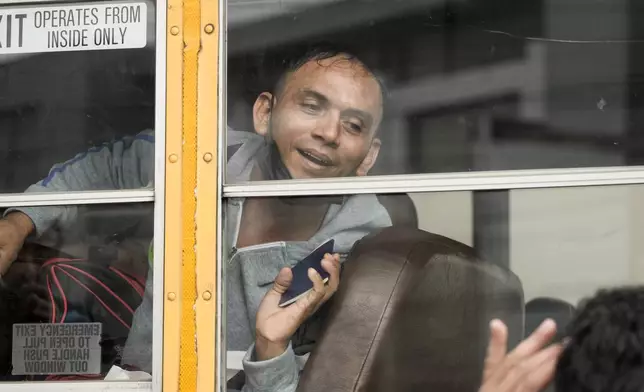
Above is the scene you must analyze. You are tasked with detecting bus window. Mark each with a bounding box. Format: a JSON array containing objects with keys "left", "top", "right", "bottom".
[
  {"left": 0, "top": 0, "right": 160, "bottom": 385},
  {"left": 0, "top": 202, "right": 154, "bottom": 381},
  {"left": 0, "top": 0, "right": 156, "bottom": 194},
  {"left": 225, "top": 0, "right": 644, "bottom": 181},
  {"left": 222, "top": 185, "right": 644, "bottom": 390},
  {"left": 221, "top": 1, "right": 644, "bottom": 391}
]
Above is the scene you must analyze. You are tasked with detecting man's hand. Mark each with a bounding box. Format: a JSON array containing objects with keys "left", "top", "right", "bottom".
[
  {"left": 254, "top": 253, "right": 341, "bottom": 361},
  {"left": 479, "top": 318, "right": 563, "bottom": 392},
  {"left": 0, "top": 212, "right": 34, "bottom": 276}
]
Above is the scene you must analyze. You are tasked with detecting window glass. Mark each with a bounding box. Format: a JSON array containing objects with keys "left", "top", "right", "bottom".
[
  {"left": 223, "top": 185, "right": 644, "bottom": 390},
  {"left": 226, "top": 0, "right": 644, "bottom": 182},
  {"left": 0, "top": 202, "right": 154, "bottom": 381},
  {"left": 0, "top": 0, "right": 156, "bottom": 194}
]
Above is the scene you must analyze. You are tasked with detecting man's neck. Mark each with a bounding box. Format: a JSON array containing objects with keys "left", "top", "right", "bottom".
[
  {"left": 236, "top": 197, "right": 329, "bottom": 247},
  {"left": 234, "top": 164, "right": 332, "bottom": 248},
  {"left": 250, "top": 163, "right": 336, "bottom": 208}
]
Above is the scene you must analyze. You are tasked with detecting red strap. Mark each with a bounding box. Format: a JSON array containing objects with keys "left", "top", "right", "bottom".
[{"left": 56, "top": 267, "right": 131, "bottom": 329}]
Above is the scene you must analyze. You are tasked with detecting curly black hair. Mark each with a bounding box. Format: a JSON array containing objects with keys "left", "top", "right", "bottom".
[{"left": 555, "top": 286, "right": 644, "bottom": 392}]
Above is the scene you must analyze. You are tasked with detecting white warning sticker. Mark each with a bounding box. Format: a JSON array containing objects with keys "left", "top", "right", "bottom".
[
  {"left": 12, "top": 323, "right": 102, "bottom": 375},
  {"left": 0, "top": 2, "right": 147, "bottom": 54}
]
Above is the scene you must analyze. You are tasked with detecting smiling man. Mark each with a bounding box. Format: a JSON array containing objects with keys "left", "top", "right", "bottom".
[
  {"left": 253, "top": 50, "right": 382, "bottom": 179},
  {"left": 227, "top": 45, "right": 384, "bottom": 183},
  {"left": 0, "top": 44, "right": 395, "bottom": 391}
]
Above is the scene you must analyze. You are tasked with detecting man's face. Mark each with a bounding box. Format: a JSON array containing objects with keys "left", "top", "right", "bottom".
[{"left": 253, "top": 55, "right": 383, "bottom": 179}]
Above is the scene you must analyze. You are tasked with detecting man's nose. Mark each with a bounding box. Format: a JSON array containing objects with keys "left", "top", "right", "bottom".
[{"left": 311, "top": 115, "right": 341, "bottom": 145}]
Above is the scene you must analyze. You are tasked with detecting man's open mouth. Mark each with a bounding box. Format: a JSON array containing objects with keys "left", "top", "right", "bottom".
[{"left": 297, "top": 149, "right": 333, "bottom": 167}]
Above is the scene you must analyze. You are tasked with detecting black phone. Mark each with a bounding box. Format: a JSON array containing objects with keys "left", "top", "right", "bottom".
[{"left": 279, "top": 239, "right": 335, "bottom": 307}]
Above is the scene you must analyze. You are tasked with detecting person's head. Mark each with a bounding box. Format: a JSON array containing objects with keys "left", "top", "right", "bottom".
[
  {"left": 253, "top": 43, "right": 386, "bottom": 179},
  {"left": 554, "top": 286, "right": 644, "bottom": 392}
]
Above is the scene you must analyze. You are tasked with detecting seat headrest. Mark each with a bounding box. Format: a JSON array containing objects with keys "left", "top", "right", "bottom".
[
  {"left": 376, "top": 194, "right": 418, "bottom": 228},
  {"left": 525, "top": 297, "right": 575, "bottom": 344},
  {"left": 297, "top": 227, "right": 524, "bottom": 392}
]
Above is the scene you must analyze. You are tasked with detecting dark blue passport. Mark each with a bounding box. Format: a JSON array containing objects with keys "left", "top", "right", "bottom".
[{"left": 279, "top": 239, "right": 335, "bottom": 307}]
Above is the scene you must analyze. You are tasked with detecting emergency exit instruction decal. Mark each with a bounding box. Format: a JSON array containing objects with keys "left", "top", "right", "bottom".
[
  {"left": 0, "top": 1, "right": 147, "bottom": 54},
  {"left": 12, "top": 323, "right": 102, "bottom": 375}
]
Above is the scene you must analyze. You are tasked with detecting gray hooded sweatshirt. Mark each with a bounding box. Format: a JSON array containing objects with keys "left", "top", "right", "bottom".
[{"left": 7, "top": 128, "right": 392, "bottom": 391}]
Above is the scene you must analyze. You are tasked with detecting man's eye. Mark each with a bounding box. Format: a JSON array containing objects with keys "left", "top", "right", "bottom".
[
  {"left": 301, "top": 103, "right": 321, "bottom": 113},
  {"left": 345, "top": 122, "right": 363, "bottom": 133}
]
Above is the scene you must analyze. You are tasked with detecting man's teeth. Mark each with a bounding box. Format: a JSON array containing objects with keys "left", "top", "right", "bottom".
[{"left": 302, "top": 151, "right": 329, "bottom": 165}]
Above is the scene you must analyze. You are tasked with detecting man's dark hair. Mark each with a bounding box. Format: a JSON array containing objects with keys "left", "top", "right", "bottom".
[
  {"left": 554, "top": 286, "right": 644, "bottom": 392},
  {"left": 272, "top": 42, "right": 389, "bottom": 114}
]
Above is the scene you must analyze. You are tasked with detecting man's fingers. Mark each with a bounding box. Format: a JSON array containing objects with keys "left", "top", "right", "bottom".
[
  {"left": 482, "top": 319, "right": 508, "bottom": 382},
  {"left": 288, "top": 268, "right": 327, "bottom": 319},
  {"left": 507, "top": 318, "right": 557, "bottom": 362},
  {"left": 321, "top": 253, "right": 340, "bottom": 275},
  {"left": 321, "top": 253, "right": 340, "bottom": 296},
  {"left": 261, "top": 267, "right": 293, "bottom": 309},
  {"left": 479, "top": 320, "right": 561, "bottom": 392},
  {"left": 272, "top": 267, "right": 293, "bottom": 295},
  {"left": 498, "top": 343, "right": 562, "bottom": 391},
  {"left": 304, "top": 267, "right": 327, "bottom": 308},
  {"left": 523, "top": 347, "right": 562, "bottom": 390},
  {"left": 0, "top": 250, "right": 12, "bottom": 276},
  {"left": 261, "top": 254, "right": 341, "bottom": 328},
  {"left": 491, "top": 319, "right": 557, "bottom": 389}
]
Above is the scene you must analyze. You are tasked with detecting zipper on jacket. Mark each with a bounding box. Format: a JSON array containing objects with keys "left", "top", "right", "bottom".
[
  {"left": 230, "top": 198, "right": 244, "bottom": 251},
  {"left": 228, "top": 241, "right": 287, "bottom": 263}
]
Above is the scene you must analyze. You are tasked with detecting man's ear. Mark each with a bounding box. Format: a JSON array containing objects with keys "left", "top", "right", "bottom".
[
  {"left": 253, "top": 92, "right": 274, "bottom": 137},
  {"left": 356, "top": 138, "right": 381, "bottom": 176}
]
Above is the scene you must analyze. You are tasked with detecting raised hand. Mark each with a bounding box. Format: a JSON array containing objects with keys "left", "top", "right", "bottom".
[
  {"left": 479, "top": 318, "right": 563, "bottom": 392},
  {"left": 254, "top": 253, "right": 341, "bottom": 361}
]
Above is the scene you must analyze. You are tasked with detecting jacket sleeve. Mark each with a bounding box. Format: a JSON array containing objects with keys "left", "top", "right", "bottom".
[
  {"left": 226, "top": 343, "right": 302, "bottom": 392},
  {"left": 4, "top": 130, "right": 155, "bottom": 236},
  {"left": 120, "top": 266, "right": 155, "bottom": 373}
]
